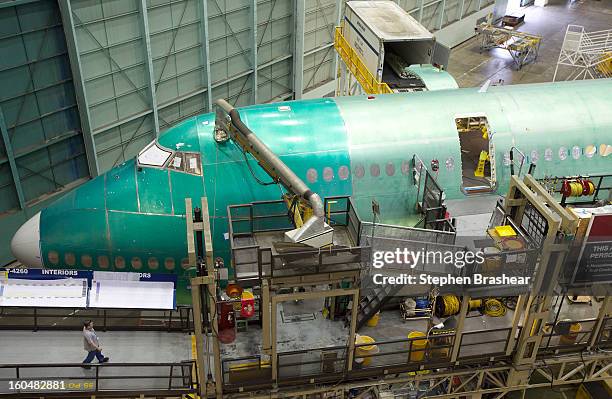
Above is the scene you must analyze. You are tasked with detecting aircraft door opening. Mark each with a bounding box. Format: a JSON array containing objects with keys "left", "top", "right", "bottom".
[{"left": 455, "top": 116, "right": 496, "bottom": 194}]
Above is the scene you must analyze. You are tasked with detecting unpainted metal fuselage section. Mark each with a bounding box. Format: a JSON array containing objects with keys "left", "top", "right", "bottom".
[{"left": 10, "top": 79, "right": 612, "bottom": 304}]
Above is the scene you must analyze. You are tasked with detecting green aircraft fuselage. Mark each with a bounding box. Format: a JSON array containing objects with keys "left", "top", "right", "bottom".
[{"left": 34, "top": 79, "right": 612, "bottom": 304}]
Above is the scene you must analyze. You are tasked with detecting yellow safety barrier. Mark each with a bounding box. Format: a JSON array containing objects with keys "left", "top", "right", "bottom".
[
  {"left": 334, "top": 26, "right": 393, "bottom": 95},
  {"left": 474, "top": 151, "right": 489, "bottom": 178}
]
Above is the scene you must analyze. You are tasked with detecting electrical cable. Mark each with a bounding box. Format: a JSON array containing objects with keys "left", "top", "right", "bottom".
[
  {"left": 234, "top": 142, "right": 277, "bottom": 186},
  {"left": 287, "top": 196, "right": 299, "bottom": 228},
  {"left": 436, "top": 294, "right": 460, "bottom": 317},
  {"left": 484, "top": 298, "right": 506, "bottom": 317},
  {"left": 501, "top": 296, "right": 518, "bottom": 311},
  {"left": 468, "top": 298, "right": 483, "bottom": 311}
]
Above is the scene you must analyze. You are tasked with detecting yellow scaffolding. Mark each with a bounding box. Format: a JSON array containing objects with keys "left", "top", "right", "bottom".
[{"left": 334, "top": 26, "right": 393, "bottom": 95}]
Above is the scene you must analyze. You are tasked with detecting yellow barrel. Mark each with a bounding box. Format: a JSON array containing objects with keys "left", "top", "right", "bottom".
[
  {"left": 559, "top": 322, "right": 581, "bottom": 345},
  {"left": 407, "top": 331, "right": 428, "bottom": 362},
  {"left": 366, "top": 312, "right": 380, "bottom": 327},
  {"left": 483, "top": 247, "right": 501, "bottom": 273},
  {"left": 355, "top": 335, "right": 378, "bottom": 366}
]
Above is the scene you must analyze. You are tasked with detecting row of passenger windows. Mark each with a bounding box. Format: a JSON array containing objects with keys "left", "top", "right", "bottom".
[
  {"left": 137, "top": 141, "right": 202, "bottom": 176},
  {"left": 305, "top": 161, "right": 413, "bottom": 183},
  {"left": 47, "top": 251, "right": 190, "bottom": 271}
]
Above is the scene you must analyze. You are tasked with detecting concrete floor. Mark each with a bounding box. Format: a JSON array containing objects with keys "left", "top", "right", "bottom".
[
  {"left": 0, "top": 330, "right": 193, "bottom": 392},
  {"left": 447, "top": 0, "right": 612, "bottom": 87},
  {"left": 0, "top": 330, "right": 192, "bottom": 364}
]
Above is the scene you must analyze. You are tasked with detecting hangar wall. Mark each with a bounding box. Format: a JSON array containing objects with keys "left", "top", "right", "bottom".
[{"left": 0, "top": 0, "right": 497, "bottom": 265}]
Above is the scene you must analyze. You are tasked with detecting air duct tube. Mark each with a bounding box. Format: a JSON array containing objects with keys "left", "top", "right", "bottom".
[{"left": 214, "top": 99, "right": 333, "bottom": 247}]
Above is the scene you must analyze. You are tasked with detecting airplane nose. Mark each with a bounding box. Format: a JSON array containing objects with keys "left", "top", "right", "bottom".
[{"left": 10, "top": 212, "right": 42, "bottom": 267}]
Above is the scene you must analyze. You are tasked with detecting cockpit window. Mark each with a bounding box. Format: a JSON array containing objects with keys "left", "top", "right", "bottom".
[
  {"left": 168, "top": 152, "right": 184, "bottom": 170},
  {"left": 138, "top": 142, "right": 172, "bottom": 167},
  {"left": 168, "top": 152, "right": 202, "bottom": 175}
]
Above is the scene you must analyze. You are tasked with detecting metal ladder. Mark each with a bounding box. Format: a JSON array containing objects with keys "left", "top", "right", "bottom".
[
  {"left": 347, "top": 284, "right": 403, "bottom": 331},
  {"left": 553, "top": 25, "right": 612, "bottom": 81}
]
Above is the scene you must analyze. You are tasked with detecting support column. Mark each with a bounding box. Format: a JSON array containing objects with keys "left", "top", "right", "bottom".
[
  {"left": 347, "top": 288, "right": 359, "bottom": 370},
  {"left": 200, "top": 197, "right": 221, "bottom": 398},
  {"left": 506, "top": 294, "right": 526, "bottom": 356},
  {"left": 58, "top": 0, "right": 99, "bottom": 176},
  {"left": 191, "top": 276, "right": 208, "bottom": 397},
  {"left": 0, "top": 108, "right": 26, "bottom": 210},
  {"left": 271, "top": 296, "right": 278, "bottom": 382},
  {"left": 199, "top": 0, "right": 213, "bottom": 111},
  {"left": 438, "top": 0, "right": 446, "bottom": 30},
  {"left": 293, "top": 0, "right": 305, "bottom": 99},
  {"left": 186, "top": 198, "right": 221, "bottom": 398},
  {"left": 333, "top": 0, "right": 342, "bottom": 97},
  {"left": 419, "top": 0, "right": 425, "bottom": 23},
  {"left": 137, "top": 0, "right": 160, "bottom": 136},
  {"left": 250, "top": 1, "right": 258, "bottom": 104},
  {"left": 589, "top": 296, "right": 611, "bottom": 349},
  {"left": 262, "top": 280, "right": 271, "bottom": 355},
  {"left": 450, "top": 295, "right": 470, "bottom": 362}
]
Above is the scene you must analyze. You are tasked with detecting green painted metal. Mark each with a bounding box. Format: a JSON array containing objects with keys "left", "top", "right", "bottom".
[
  {"left": 30, "top": 79, "right": 612, "bottom": 305},
  {"left": 338, "top": 79, "right": 612, "bottom": 222},
  {"left": 408, "top": 64, "right": 459, "bottom": 91}
]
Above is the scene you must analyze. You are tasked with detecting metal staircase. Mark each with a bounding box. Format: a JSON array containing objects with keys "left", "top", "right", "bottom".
[
  {"left": 348, "top": 283, "right": 403, "bottom": 331},
  {"left": 553, "top": 25, "right": 612, "bottom": 81}
]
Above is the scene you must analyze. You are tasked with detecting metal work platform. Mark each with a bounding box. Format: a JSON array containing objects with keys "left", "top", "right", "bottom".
[
  {"left": 219, "top": 299, "right": 610, "bottom": 394},
  {"left": 229, "top": 197, "right": 365, "bottom": 286},
  {"left": 476, "top": 23, "right": 542, "bottom": 69},
  {"left": 0, "top": 330, "right": 196, "bottom": 397}
]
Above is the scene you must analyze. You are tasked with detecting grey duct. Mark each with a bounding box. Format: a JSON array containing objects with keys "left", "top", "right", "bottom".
[{"left": 214, "top": 99, "right": 331, "bottom": 246}]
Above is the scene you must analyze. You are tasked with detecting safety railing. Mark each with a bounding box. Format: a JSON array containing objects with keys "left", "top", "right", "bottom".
[
  {"left": 0, "top": 306, "right": 193, "bottom": 332},
  {"left": 221, "top": 355, "right": 272, "bottom": 391},
  {"left": 266, "top": 246, "right": 366, "bottom": 278},
  {"left": 228, "top": 196, "right": 366, "bottom": 284},
  {"left": 277, "top": 346, "right": 347, "bottom": 384},
  {"left": 220, "top": 319, "right": 610, "bottom": 393},
  {"left": 334, "top": 26, "right": 393, "bottom": 95},
  {"left": 0, "top": 361, "right": 197, "bottom": 397},
  {"left": 466, "top": 248, "right": 539, "bottom": 296},
  {"left": 538, "top": 172, "right": 612, "bottom": 207},
  {"left": 538, "top": 318, "right": 597, "bottom": 354},
  {"left": 458, "top": 328, "right": 513, "bottom": 360},
  {"left": 596, "top": 316, "right": 612, "bottom": 349},
  {"left": 353, "top": 333, "right": 455, "bottom": 373}
]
